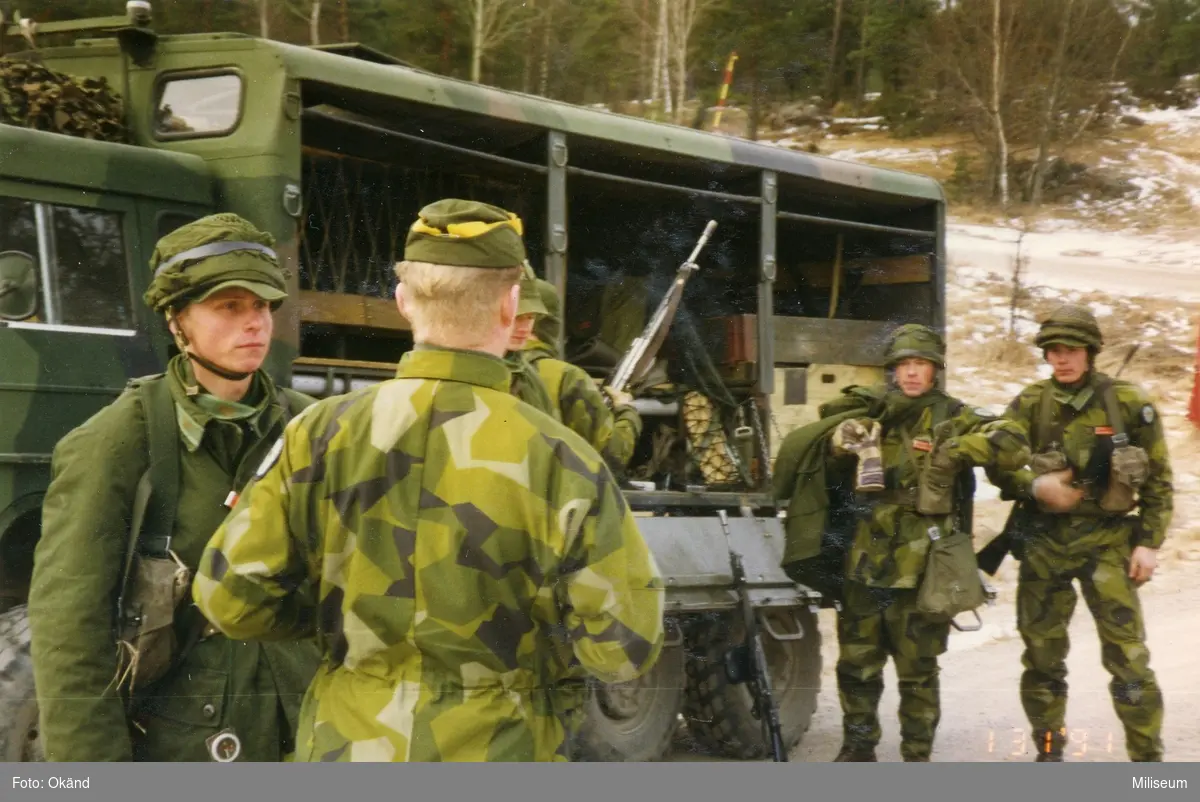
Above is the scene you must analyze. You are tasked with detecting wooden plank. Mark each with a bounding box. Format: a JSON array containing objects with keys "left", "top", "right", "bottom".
[
  {"left": 776, "top": 253, "right": 931, "bottom": 291},
  {"left": 293, "top": 356, "right": 399, "bottom": 373},
  {"left": 297, "top": 290, "right": 411, "bottom": 332},
  {"left": 773, "top": 316, "right": 892, "bottom": 366}
]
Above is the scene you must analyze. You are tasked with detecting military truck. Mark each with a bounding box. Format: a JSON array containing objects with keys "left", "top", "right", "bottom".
[{"left": 0, "top": 3, "right": 947, "bottom": 763}]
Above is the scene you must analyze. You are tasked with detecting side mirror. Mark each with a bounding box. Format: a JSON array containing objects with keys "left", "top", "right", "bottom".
[{"left": 0, "top": 250, "right": 39, "bottom": 321}]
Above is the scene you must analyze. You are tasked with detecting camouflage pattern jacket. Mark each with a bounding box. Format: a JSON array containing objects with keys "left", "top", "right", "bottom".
[
  {"left": 524, "top": 337, "right": 642, "bottom": 471},
  {"left": 840, "top": 391, "right": 1029, "bottom": 589},
  {"left": 193, "top": 345, "right": 666, "bottom": 762},
  {"left": 27, "top": 359, "right": 320, "bottom": 762},
  {"left": 989, "top": 371, "right": 1173, "bottom": 552}
]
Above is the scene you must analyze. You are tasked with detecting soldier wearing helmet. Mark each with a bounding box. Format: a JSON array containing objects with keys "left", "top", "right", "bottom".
[
  {"left": 191, "top": 199, "right": 664, "bottom": 762},
  {"left": 986, "top": 303, "right": 1172, "bottom": 762},
  {"left": 774, "top": 322, "right": 1028, "bottom": 762},
  {"left": 27, "top": 214, "right": 321, "bottom": 762},
  {"left": 506, "top": 272, "right": 642, "bottom": 474}
]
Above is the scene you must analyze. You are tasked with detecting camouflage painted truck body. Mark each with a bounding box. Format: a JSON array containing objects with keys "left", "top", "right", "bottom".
[{"left": 0, "top": 6, "right": 946, "bottom": 762}]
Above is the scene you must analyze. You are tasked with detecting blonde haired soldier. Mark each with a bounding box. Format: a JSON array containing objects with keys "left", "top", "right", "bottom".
[{"left": 193, "top": 199, "right": 665, "bottom": 762}]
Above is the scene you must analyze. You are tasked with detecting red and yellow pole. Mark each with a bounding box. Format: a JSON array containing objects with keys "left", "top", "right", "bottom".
[{"left": 711, "top": 50, "right": 738, "bottom": 130}]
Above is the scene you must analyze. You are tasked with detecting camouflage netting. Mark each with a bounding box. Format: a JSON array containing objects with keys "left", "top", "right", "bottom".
[
  {"left": 0, "top": 57, "right": 128, "bottom": 142},
  {"left": 681, "top": 391, "right": 741, "bottom": 486}
]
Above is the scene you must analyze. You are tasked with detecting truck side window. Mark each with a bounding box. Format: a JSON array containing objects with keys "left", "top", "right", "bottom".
[
  {"left": 155, "top": 74, "right": 243, "bottom": 138},
  {"left": 0, "top": 196, "right": 134, "bottom": 330}
]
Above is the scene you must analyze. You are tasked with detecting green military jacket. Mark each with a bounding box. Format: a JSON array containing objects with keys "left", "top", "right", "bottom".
[
  {"left": 506, "top": 350, "right": 557, "bottom": 419},
  {"left": 523, "top": 337, "right": 642, "bottom": 471},
  {"left": 28, "top": 356, "right": 321, "bottom": 762},
  {"left": 990, "top": 371, "right": 1173, "bottom": 552},
  {"left": 192, "top": 345, "right": 665, "bottom": 762},
  {"left": 837, "top": 388, "right": 1029, "bottom": 589}
]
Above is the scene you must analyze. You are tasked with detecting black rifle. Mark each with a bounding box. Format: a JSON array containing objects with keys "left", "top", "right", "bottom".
[{"left": 717, "top": 510, "right": 788, "bottom": 762}]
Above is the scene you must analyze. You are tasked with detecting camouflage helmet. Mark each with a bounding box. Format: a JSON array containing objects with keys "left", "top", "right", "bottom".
[
  {"left": 1035, "top": 304, "right": 1104, "bottom": 352},
  {"left": 517, "top": 261, "right": 548, "bottom": 317},
  {"left": 143, "top": 213, "right": 288, "bottom": 314},
  {"left": 532, "top": 278, "right": 562, "bottom": 345},
  {"left": 884, "top": 323, "right": 945, "bottom": 368}
]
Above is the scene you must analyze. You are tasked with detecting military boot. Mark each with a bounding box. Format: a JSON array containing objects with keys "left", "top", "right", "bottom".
[
  {"left": 833, "top": 745, "right": 877, "bottom": 762},
  {"left": 1034, "top": 729, "right": 1065, "bottom": 762}
]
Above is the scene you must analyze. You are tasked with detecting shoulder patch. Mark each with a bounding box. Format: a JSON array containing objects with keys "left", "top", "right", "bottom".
[
  {"left": 255, "top": 437, "right": 286, "bottom": 478},
  {"left": 1141, "top": 404, "right": 1155, "bottom": 425}
]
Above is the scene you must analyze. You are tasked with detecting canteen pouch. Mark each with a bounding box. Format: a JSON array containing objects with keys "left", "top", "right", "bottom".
[{"left": 918, "top": 526, "right": 986, "bottom": 619}]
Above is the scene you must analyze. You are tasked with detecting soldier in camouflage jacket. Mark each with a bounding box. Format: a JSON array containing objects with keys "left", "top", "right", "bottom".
[
  {"left": 193, "top": 199, "right": 665, "bottom": 762},
  {"left": 988, "top": 304, "right": 1171, "bottom": 762}
]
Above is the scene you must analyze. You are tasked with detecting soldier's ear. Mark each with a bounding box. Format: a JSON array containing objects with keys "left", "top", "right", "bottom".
[
  {"left": 499, "top": 282, "right": 520, "bottom": 328},
  {"left": 395, "top": 283, "right": 411, "bottom": 322}
]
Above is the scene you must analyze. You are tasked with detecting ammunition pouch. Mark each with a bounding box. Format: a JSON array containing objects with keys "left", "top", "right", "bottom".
[
  {"left": 1099, "top": 440, "right": 1148, "bottom": 514},
  {"left": 1030, "top": 449, "right": 1069, "bottom": 476},
  {"left": 917, "top": 526, "right": 987, "bottom": 619},
  {"left": 916, "top": 450, "right": 957, "bottom": 517}
]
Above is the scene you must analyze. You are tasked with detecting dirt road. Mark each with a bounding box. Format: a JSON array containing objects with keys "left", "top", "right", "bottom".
[
  {"left": 947, "top": 223, "right": 1200, "bottom": 300},
  {"left": 791, "top": 562, "right": 1200, "bottom": 762}
]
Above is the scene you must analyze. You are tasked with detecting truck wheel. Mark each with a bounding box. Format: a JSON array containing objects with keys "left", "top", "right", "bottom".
[
  {"left": 0, "top": 606, "right": 43, "bottom": 762},
  {"left": 574, "top": 642, "right": 685, "bottom": 762},
  {"left": 682, "top": 606, "right": 821, "bottom": 760}
]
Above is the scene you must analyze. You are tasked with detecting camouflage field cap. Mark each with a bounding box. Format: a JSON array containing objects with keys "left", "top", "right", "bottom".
[
  {"left": 884, "top": 323, "right": 945, "bottom": 368},
  {"left": 143, "top": 213, "right": 288, "bottom": 313},
  {"left": 1035, "top": 303, "right": 1104, "bottom": 351},
  {"left": 404, "top": 199, "right": 526, "bottom": 268},
  {"left": 533, "top": 278, "right": 562, "bottom": 344},
  {"left": 517, "top": 261, "right": 548, "bottom": 317}
]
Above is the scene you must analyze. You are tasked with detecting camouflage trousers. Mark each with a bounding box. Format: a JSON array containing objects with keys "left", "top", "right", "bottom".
[
  {"left": 836, "top": 580, "right": 950, "bottom": 761},
  {"left": 1017, "top": 540, "right": 1164, "bottom": 762}
]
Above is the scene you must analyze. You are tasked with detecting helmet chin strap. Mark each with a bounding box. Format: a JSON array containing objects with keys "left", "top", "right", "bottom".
[{"left": 166, "top": 309, "right": 254, "bottom": 392}]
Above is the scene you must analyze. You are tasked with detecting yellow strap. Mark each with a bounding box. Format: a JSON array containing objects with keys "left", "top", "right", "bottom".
[{"left": 410, "top": 215, "right": 523, "bottom": 239}]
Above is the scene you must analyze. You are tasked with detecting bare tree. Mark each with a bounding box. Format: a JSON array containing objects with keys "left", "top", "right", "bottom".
[
  {"left": 666, "top": 0, "right": 715, "bottom": 123},
  {"left": 855, "top": 0, "right": 870, "bottom": 108},
  {"left": 652, "top": 0, "right": 672, "bottom": 115},
  {"left": 286, "top": 0, "right": 322, "bottom": 45},
  {"left": 828, "top": 0, "right": 845, "bottom": 105},
  {"left": 258, "top": 0, "right": 271, "bottom": 39},
  {"left": 462, "top": 0, "right": 533, "bottom": 84},
  {"left": 990, "top": 0, "right": 1011, "bottom": 207}
]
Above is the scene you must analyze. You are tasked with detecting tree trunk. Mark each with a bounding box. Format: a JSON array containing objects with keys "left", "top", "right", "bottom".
[
  {"left": 310, "top": 0, "right": 321, "bottom": 45},
  {"left": 339, "top": 0, "right": 349, "bottom": 42},
  {"left": 539, "top": 0, "right": 554, "bottom": 96},
  {"left": 827, "top": 0, "right": 845, "bottom": 106},
  {"left": 855, "top": 0, "right": 869, "bottom": 110},
  {"left": 651, "top": 0, "right": 664, "bottom": 107},
  {"left": 1029, "top": 0, "right": 1076, "bottom": 206},
  {"left": 657, "top": 0, "right": 672, "bottom": 115},
  {"left": 991, "top": 0, "right": 1008, "bottom": 208},
  {"left": 640, "top": 0, "right": 651, "bottom": 104},
  {"left": 471, "top": 0, "right": 484, "bottom": 83},
  {"left": 259, "top": 0, "right": 270, "bottom": 39}
]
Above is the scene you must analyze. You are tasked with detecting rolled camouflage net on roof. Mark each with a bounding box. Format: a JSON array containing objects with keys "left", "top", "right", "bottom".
[{"left": 0, "top": 57, "right": 128, "bottom": 143}]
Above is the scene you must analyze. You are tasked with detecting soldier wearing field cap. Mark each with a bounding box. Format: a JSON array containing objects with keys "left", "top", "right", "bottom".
[
  {"left": 28, "top": 213, "right": 320, "bottom": 762},
  {"left": 532, "top": 277, "right": 641, "bottom": 472},
  {"left": 192, "top": 199, "right": 665, "bottom": 762},
  {"left": 987, "top": 304, "right": 1172, "bottom": 762}
]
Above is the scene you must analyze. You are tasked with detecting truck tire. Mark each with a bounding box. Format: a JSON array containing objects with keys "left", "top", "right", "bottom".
[
  {"left": 681, "top": 606, "right": 821, "bottom": 760},
  {"left": 574, "top": 643, "right": 685, "bottom": 762},
  {"left": 0, "top": 606, "right": 43, "bottom": 762}
]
